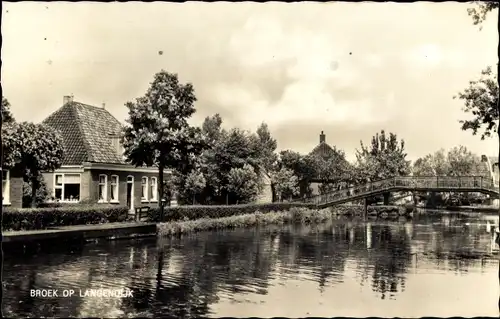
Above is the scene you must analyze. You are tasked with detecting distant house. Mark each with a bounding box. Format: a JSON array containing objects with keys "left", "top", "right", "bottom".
[
  {"left": 41, "top": 96, "right": 171, "bottom": 213},
  {"left": 310, "top": 131, "right": 336, "bottom": 160},
  {"left": 309, "top": 131, "right": 336, "bottom": 195}
]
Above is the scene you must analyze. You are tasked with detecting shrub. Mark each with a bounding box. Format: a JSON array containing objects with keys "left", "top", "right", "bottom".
[
  {"left": 148, "top": 202, "right": 316, "bottom": 222},
  {"left": 3, "top": 205, "right": 130, "bottom": 231}
]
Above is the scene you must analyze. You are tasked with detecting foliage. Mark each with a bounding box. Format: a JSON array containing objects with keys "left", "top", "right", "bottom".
[
  {"left": 271, "top": 167, "right": 300, "bottom": 201},
  {"left": 454, "top": 67, "right": 498, "bottom": 140},
  {"left": 253, "top": 123, "right": 278, "bottom": 172},
  {"left": 154, "top": 205, "right": 410, "bottom": 236},
  {"left": 277, "top": 150, "right": 320, "bottom": 197},
  {"left": 3, "top": 205, "right": 129, "bottom": 231},
  {"left": 412, "top": 149, "right": 450, "bottom": 176},
  {"left": 467, "top": 1, "right": 499, "bottom": 27},
  {"left": 4, "top": 122, "right": 64, "bottom": 207},
  {"left": 1, "top": 122, "right": 22, "bottom": 169},
  {"left": 1, "top": 97, "right": 15, "bottom": 124},
  {"left": 316, "top": 147, "right": 356, "bottom": 193},
  {"left": 22, "top": 172, "right": 49, "bottom": 208},
  {"left": 412, "top": 146, "right": 489, "bottom": 206},
  {"left": 446, "top": 145, "right": 483, "bottom": 176},
  {"left": 413, "top": 146, "right": 485, "bottom": 177},
  {"left": 122, "top": 70, "right": 205, "bottom": 208},
  {"left": 355, "top": 130, "right": 410, "bottom": 182},
  {"left": 201, "top": 113, "right": 223, "bottom": 147},
  {"left": 182, "top": 116, "right": 276, "bottom": 205},
  {"left": 183, "top": 169, "right": 206, "bottom": 204},
  {"left": 227, "top": 164, "right": 261, "bottom": 203},
  {"left": 148, "top": 202, "right": 317, "bottom": 222}
]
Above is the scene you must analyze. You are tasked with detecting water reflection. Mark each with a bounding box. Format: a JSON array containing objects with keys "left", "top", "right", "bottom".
[{"left": 3, "top": 212, "right": 499, "bottom": 318}]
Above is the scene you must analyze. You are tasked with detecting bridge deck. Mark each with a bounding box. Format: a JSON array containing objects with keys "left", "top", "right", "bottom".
[{"left": 303, "top": 176, "right": 499, "bottom": 208}]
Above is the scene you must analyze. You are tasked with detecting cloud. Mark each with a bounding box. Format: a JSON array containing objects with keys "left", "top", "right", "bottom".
[{"left": 2, "top": 2, "right": 498, "bottom": 161}]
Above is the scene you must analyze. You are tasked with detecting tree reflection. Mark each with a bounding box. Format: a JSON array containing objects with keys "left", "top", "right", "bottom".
[
  {"left": 368, "top": 224, "right": 412, "bottom": 299},
  {"left": 3, "top": 213, "right": 497, "bottom": 318}
]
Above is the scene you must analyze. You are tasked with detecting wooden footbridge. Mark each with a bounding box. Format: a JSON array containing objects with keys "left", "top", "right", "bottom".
[{"left": 302, "top": 176, "right": 499, "bottom": 208}]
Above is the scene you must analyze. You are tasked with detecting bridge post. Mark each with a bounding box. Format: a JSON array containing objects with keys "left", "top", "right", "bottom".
[{"left": 364, "top": 198, "right": 368, "bottom": 216}]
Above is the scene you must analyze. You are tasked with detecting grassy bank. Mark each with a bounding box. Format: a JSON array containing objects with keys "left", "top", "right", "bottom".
[{"left": 157, "top": 205, "right": 412, "bottom": 237}]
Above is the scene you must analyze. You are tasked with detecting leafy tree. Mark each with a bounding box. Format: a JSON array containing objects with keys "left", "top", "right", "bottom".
[
  {"left": 206, "top": 128, "right": 265, "bottom": 204},
  {"left": 184, "top": 169, "right": 206, "bottom": 205},
  {"left": 2, "top": 97, "right": 15, "bottom": 124},
  {"left": 355, "top": 130, "right": 410, "bottom": 182},
  {"left": 201, "top": 113, "right": 223, "bottom": 147},
  {"left": 412, "top": 155, "right": 435, "bottom": 177},
  {"left": 227, "top": 164, "right": 261, "bottom": 204},
  {"left": 454, "top": 67, "right": 498, "bottom": 140},
  {"left": 462, "top": 1, "right": 499, "bottom": 213},
  {"left": 412, "top": 149, "right": 450, "bottom": 176},
  {"left": 315, "top": 147, "right": 355, "bottom": 193},
  {"left": 1, "top": 122, "right": 21, "bottom": 169},
  {"left": 6, "top": 122, "right": 64, "bottom": 207},
  {"left": 278, "top": 150, "right": 320, "bottom": 197},
  {"left": 253, "top": 123, "right": 278, "bottom": 173},
  {"left": 122, "top": 70, "right": 204, "bottom": 216},
  {"left": 355, "top": 130, "right": 410, "bottom": 205},
  {"left": 271, "top": 167, "right": 299, "bottom": 202},
  {"left": 467, "top": 1, "right": 499, "bottom": 27},
  {"left": 447, "top": 145, "right": 482, "bottom": 176}
]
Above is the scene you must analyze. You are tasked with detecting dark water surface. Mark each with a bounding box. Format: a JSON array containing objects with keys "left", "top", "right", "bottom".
[{"left": 3, "top": 211, "right": 499, "bottom": 318}]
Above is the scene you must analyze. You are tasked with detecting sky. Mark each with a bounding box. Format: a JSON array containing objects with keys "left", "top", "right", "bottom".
[{"left": 2, "top": 1, "right": 498, "bottom": 162}]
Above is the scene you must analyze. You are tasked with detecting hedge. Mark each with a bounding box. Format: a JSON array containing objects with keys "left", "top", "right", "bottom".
[
  {"left": 148, "top": 202, "right": 317, "bottom": 222},
  {"left": 3, "top": 205, "right": 130, "bottom": 231}
]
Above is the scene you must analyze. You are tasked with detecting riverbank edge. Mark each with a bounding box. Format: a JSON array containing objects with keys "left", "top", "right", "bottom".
[
  {"left": 157, "top": 206, "right": 411, "bottom": 237},
  {"left": 2, "top": 222, "right": 157, "bottom": 245},
  {"left": 444, "top": 206, "right": 499, "bottom": 213},
  {"left": 1, "top": 205, "right": 409, "bottom": 244}
]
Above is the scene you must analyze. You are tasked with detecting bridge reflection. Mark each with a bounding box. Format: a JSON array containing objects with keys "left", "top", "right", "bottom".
[{"left": 2, "top": 213, "right": 498, "bottom": 318}]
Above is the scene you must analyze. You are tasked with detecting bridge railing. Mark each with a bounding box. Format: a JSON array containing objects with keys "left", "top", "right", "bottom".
[
  {"left": 304, "top": 177, "right": 396, "bottom": 205},
  {"left": 305, "top": 175, "right": 497, "bottom": 206},
  {"left": 394, "top": 176, "right": 489, "bottom": 189}
]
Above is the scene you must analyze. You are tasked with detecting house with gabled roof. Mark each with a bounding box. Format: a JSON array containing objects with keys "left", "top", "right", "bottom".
[
  {"left": 308, "top": 131, "right": 337, "bottom": 195},
  {"left": 310, "top": 131, "right": 336, "bottom": 160},
  {"left": 41, "top": 96, "right": 171, "bottom": 213}
]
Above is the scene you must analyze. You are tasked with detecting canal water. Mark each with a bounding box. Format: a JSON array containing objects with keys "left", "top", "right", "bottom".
[{"left": 3, "top": 211, "right": 499, "bottom": 318}]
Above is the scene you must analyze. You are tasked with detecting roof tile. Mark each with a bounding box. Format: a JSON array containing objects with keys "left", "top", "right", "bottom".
[{"left": 43, "top": 101, "right": 126, "bottom": 165}]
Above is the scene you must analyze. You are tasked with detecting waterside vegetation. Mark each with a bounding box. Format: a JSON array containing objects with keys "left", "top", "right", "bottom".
[{"left": 157, "top": 206, "right": 413, "bottom": 237}]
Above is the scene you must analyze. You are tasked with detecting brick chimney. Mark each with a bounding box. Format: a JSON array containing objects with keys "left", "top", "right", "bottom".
[
  {"left": 320, "top": 131, "right": 326, "bottom": 144},
  {"left": 63, "top": 95, "right": 74, "bottom": 104}
]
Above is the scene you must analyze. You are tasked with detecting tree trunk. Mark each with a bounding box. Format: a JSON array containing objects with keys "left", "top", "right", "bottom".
[
  {"left": 383, "top": 192, "right": 390, "bottom": 205},
  {"left": 31, "top": 174, "right": 38, "bottom": 208},
  {"left": 192, "top": 194, "right": 195, "bottom": 205},
  {"left": 158, "top": 165, "right": 165, "bottom": 222}
]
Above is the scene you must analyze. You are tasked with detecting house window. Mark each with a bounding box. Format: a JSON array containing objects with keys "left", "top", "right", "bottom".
[
  {"left": 150, "top": 177, "right": 158, "bottom": 202},
  {"left": 54, "top": 173, "right": 81, "bottom": 202},
  {"left": 2, "top": 170, "right": 10, "bottom": 204},
  {"left": 141, "top": 177, "right": 148, "bottom": 201},
  {"left": 110, "top": 175, "right": 119, "bottom": 202},
  {"left": 98, "top": 175, "right": 108, "bottom": 202}
]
